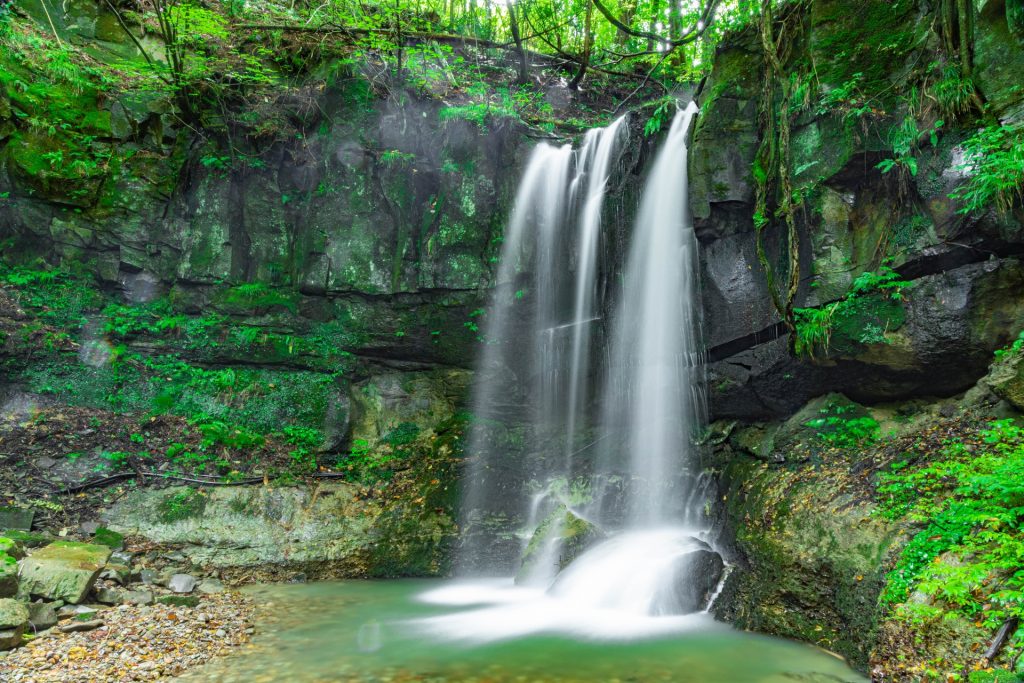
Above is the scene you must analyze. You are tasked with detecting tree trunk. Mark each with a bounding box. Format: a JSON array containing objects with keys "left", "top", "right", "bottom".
[
  {"left": 508, "top": 0, "right": 530, "bottom": 83},
  {"left": 569, "top": 0, "right": 594, "bottom": 89}
]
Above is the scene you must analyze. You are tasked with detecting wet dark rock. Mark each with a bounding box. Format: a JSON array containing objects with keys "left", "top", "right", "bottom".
[{"left": 654, "top": 546, "right": 725, "bottom": 615}]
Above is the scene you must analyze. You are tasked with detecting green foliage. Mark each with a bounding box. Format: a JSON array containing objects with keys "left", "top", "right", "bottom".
[
  {"left": 816, "top": 72, "right": 873, "bottom": 122},
  {"left": 0, "top": 264, "right": 104, "bottom": 330},
  {"left": 196, "top": 420, "right": 265, "bottom": 449},
  {"left": 950, "top": 123, "right": 1024, "bottom": 216},
  {"left": 439, "top": 86, "right": 522, "bottom": 128},
  {"left": 223, "top": 283, "right": 298, "bottom": 314},
  {"left": 929, "top": 62, "right": 974, "bottom": 118},
  {"left": 158, "top": 487, "right": 208, "bottom": 523},
  {"left": 794, "top": 266, "right": 911, "bottom": 357},
  {"left": 643, "top": 97, "right": 675, "bottom": 137},
  {"left": 878, "top": 420, "right": 1024, "bottom": 650},
  {"left": 380, "top": 150, "right": 416, "bottom": 166},
  {"left": 804, "top": 401, "right": 880, "bottom": 449},
  {"left": 876, "top": 116, "right": 943, "bottom": 178},
  {"left": 994, "top": 330, "right": 1024, "bottom": 360}
]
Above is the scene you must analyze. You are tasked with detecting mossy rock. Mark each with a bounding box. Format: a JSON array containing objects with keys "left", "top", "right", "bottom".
[
  {"left": 156, "top": 595, "right": 200, "bottom": 608},
  {"left": 986, "top": 351, "right": 1024, "bottom": 411},
  {"left": 0, "top": 530, "right": 53, "bottom": 548},
  {"left": 715, "top": 455, "right": 900, "bottom": 669},
  {"left": 0, "top": 537, "right": 25, "bottom": 560},
  {"left": 0, "top": 553, "right": 17, "bottom": 598},
  {"left": 93, "top": 527, "right": 125, "bottom": 550},
  {"left": 18, "top": 541, "right": 112, "bottom": 604},
  {"left": 515, "top": 504, "right": 603, "bottom": 585},
  {"left": 0, "top": 598, "right": 28, "bottom": 650},
  {"left": 7, "top": 132, "right": 107, "bottom": 208}
]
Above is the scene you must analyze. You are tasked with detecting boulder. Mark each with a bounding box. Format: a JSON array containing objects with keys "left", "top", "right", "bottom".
[
  {"left": 0, "top": 598, "right": 29, "bottom": 650},
  {"left": 60, "top": 619, "right": 103, "bottom": 633},
  {"left": 28, "top": 601, "right": 58, "bottom": 631},
  {"left": 0, "top": 553, "right": 17, "bottom": 598},
  {"left": 987, "top": 351, "right": 1024, "bottom": 411},
  {"left": 168, "top": 573, "right": 197, "bottom": 594},
  {"left": 18, "top": 542, "right": 112, "bottom": 604},
  {"left": 0, "top": 537, "right": 25, "bottom": 560},
  {"left": 515, "top": 505, "right": 603, "bottom": 585},
  {"left": 654, "top": 544, "right": 726, "bottom": 615},
  {"left": 122, "top": 589, "right": 155, "bottom": 606},
  {"left": 197, "top": 578, "right": 225, "bottom": 594}
]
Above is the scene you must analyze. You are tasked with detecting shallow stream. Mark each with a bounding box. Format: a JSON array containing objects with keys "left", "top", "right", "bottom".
[{"left": 179, "top": 580, "right": 868, "bottom": 683}]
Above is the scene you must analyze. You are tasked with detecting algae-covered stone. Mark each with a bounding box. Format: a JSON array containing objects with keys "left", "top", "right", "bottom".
[
  {"left": 516, "top": 505, "right": 603, "bottom": 585},
  {"left": 1, "top": 530, "right": 53, "bottom": 548},
  {"left": 18, "top": 541, "right": 112, "bottom": 604},
  {"left": 157, "top": 595, "right": 200, "bottom": 607},
  {"left": 987, "top": 351, "right": 1024, "bottom": 411},
  {"left": 715, "top": 447, "right": 900, "bottom": 669},
  {"left": 0, "top": 537, "right": 25, "bottom": 560},
  {"left": 0, "top": 553, "right": 17, "bottom": 598},
  {"left": 93, "top": 527, "right": 124, "bottom": 550},
  {"left": 0, "top": 506, "right": 33, "bottom": 531},
  {"left": 0, "top": 598, "right": 29, "bottom": 650}
]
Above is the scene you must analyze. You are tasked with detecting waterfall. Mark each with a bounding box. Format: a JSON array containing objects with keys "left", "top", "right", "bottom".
[
  {"left": 456, "top": 104, "right": 719, "bottom": 620},
  {"left": 592, "top": 101, "right": 707, "bottom": 528},
  {"left": 459, "top": 118, "right": 627, "bottom": 575}
]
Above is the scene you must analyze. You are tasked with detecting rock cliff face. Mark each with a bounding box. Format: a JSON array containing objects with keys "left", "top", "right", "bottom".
[
  {"left": 690, "top": 1, "right": 1024, "bottom": 676},
  {"left": 2, "top": 0, "right": 1024, "bottom": 677},
  {"left": 693, "top": 0, "right": 1024, "bottom": 421}
]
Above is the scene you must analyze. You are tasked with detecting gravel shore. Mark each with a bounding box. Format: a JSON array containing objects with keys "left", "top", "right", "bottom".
[{"left": 0, "top": 592, "right": 253, "bottom": 682}]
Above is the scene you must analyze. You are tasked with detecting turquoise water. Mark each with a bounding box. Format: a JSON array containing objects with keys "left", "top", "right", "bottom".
[{"left": 182, "top": 580, "right": 868, "bottom": 683}]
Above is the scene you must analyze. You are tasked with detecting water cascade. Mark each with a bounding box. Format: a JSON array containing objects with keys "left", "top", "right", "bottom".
[{"left": 447, "top": 103, "right": 720, "bottom": 638}]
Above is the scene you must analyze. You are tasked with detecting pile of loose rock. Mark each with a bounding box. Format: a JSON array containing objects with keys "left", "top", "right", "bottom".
[{"left": 0, "top": 524, "right": 253, "bottom": 681}]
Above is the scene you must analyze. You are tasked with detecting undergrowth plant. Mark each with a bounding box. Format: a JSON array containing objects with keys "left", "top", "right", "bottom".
[
  {"left": 794, "top": 265, "right": 911, "bottom": 357},
  {"left": 876, "top": 420, "right": 1024, "bottom": 661},
  {"left": 950, "top": 123, "right": 1024, "bottom": 216}
]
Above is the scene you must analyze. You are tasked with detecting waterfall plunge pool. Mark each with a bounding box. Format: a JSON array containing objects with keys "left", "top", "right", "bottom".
[{"left": 180, "top": 579, "right": 868, "bottom": 683}]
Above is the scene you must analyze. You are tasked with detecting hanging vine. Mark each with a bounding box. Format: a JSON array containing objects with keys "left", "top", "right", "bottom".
[{"left": 752, "top": 0, "right": 807, "bottom": 346}]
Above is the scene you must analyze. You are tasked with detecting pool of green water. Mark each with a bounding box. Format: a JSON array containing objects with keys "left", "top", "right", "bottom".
[{"left": 180, "top": 580, "right": 867, "bottom": 683}]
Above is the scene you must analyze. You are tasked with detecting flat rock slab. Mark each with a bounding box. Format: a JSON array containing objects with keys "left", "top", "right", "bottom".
[
  {"left": 19, "top": 541, "right": 112, "bottom": 604},
  {"left": 0, "top": 506, "right": 34, "bottom": 531},
  {"left": 59, "top": 619, "right": 104, "bottom": 633}
]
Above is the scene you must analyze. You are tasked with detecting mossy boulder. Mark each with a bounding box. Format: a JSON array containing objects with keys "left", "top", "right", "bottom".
[
  {"left": 515, "top": 505, "right": 603, "bottom": 585},
  {"left": 714, "top": 453, "right": 901, "bottom": 670},
  {"left": 0, "top": 552, "right": 17, "bottom": 598},
  {"left": 103, "top": 481, "right": 455, "bottom": 581},
  {"left": 0, "top": 536, "right": 24, "bottom": 559},
  {"left": 18, "top": 541, "right": 112, "bottom": 604},
  {"left": 0, "top": 598, "right": 29, "bottom": 650},
  {"left": 0, "top": 530, "right": 53, "bottom": 548},
  {"left": 985, "top": 351, "right": 1024, "bottom": 411},
  {"left": 975, "top": 0, "right": 1024, "bottom": 122}
]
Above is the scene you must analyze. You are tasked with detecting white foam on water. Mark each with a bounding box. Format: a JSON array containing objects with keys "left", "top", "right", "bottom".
[{"left": 412, "top": 528, "right": 724, "bottom": 644}]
